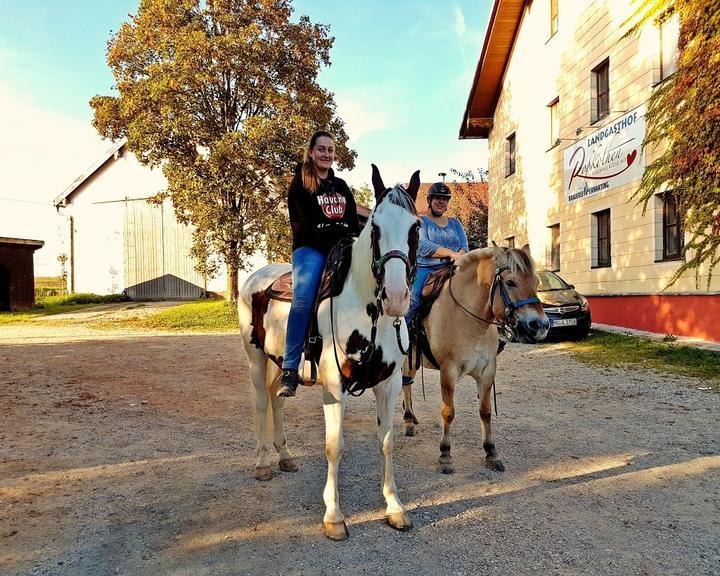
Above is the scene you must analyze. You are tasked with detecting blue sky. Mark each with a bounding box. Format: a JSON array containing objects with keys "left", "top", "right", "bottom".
[{"left": 0, "top": 0, "right": 491, "bottom": 270}]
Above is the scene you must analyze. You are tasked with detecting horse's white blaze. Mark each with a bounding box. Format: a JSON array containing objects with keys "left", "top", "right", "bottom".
[
  {"left": 373, "top": 201, "right": 415, "bottom": 317},
  {"left": 382, "top": 258, "right": 411, "bottom": 317}
]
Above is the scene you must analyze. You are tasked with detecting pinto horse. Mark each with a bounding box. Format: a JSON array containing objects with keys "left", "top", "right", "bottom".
[
  {"left": 238, "top": 165, "right": 420, "bottom": 540},
  {"left": 402, "top": 244, "right": 549, "bottom": 474}
]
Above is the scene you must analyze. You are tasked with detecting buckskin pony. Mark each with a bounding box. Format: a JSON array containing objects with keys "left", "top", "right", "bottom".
[
  {"left": 402, "top": 243, "right": 549, "bottom": 474},
  {"left": 238, "top": 165, "right": 420, "bottom": 540}
]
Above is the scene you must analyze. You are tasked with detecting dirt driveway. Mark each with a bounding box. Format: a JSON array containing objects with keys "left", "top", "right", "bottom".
[{"left": 1, "top": 315, "right": 719, "bottom": 576}]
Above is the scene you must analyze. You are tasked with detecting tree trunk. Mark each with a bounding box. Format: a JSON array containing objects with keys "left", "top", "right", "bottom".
[{"left": 227, "top": 263, "right": 239, "bottom": 302}]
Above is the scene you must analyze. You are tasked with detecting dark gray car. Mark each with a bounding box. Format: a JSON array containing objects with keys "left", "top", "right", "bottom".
[{"left": 537, "top": 270, "right": 592, "bottom": 339}]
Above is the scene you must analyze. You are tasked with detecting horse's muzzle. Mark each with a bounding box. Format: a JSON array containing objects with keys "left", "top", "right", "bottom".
[
  {"left": 516, "top": 313, "right": 550, "bottom": 343},
  {"left": 383, "top": 285, "right": 410, "bottom": 318}
]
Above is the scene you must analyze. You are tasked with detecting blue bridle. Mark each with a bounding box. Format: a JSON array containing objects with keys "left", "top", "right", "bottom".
[{"left": 489, "top": 265, "right": 541, "bottom": 326}]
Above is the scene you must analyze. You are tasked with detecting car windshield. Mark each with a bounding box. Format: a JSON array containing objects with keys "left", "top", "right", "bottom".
[{"left": 537, "top": 270, "right": 570, "bottom": 291}]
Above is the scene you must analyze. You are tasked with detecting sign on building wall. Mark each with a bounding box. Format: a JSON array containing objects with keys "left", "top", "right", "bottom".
[{"left": 564, "top": 105, "right": 646, "bottom": 203}]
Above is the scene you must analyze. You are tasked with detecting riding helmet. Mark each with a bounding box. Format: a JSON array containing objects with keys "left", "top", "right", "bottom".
[{"left": 426, "top": 182, "right": 452, "bottom": 201}]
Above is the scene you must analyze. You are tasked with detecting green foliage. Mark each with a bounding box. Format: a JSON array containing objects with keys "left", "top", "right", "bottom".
[
  {"left": 0, "top": 293, "right": 129, "bottom": 324},
  {"left": 350, "top": 183, "right": 374, "bottom": 210},
  {"left": 37, "top": 293, "right": 130, "bottom": 307},
  {"left": 94, "top": 299, "right": 238, "bottom": 331},
  {"left": 91, "top": 0, "right": 356, "bottom": 299},
  {"left": 629, "top": 0, "right": 720, "bottom": 287},
  {"left": 566, "top": 330, "right": 720, "bottom": 385}
]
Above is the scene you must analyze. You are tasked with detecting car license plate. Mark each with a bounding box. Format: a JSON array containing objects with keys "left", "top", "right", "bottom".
[{"left": 551, "top": 318, "right": 577, "bottom": 327}]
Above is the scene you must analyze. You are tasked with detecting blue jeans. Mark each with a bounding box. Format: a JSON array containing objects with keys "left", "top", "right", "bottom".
[
  {"left": 282, "top": 247, "right": 326, "bottom": 371},
  {"left": 404, "top": 266, "right": 436, "bottom": 328}
]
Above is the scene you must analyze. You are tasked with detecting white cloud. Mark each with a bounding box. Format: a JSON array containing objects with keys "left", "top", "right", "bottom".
[
  {"left": 0, "top": 81, "right": 109, "bottom": 275},
  {"left": 0, "top": 83, "right": 109, "bottom": 204},
  {"left": 454, "top": 5, "right": 467, "bottom": 38},
  {"left": 334, "top": 89, "right": 408, "bottom": 143}
]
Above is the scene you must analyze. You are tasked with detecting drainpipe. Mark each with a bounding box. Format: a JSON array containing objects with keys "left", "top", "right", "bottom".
[{"left": 69, "top": 215, "right": 75, "bottom": 293}]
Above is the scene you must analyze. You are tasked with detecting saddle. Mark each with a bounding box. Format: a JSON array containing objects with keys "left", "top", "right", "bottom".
[
  {"left": 265, "top": 237, "right": 353, "bottom": 305},
  {"left": 251, "top": 237, "right": 355, "bottom": 381}
]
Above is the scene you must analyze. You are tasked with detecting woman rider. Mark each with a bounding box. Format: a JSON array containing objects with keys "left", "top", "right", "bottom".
[
  {"left": 277, "top": 130, "right": 360, "bottom": 398},
  {"left": 403, "top": 182, "right": 468, "bottom": 382}
]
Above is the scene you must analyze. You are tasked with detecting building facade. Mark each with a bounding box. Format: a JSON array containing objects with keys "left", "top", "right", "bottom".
[
  {"left": 54, "top": 140, "right": 239, "bottom": 300},
  {"left": 461, "top": 0, "right": 719, "bottom": 341}
]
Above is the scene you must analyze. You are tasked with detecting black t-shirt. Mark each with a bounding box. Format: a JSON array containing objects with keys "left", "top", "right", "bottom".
[{"left": 288, "top": 168, "right": 360, "bottom": 255}]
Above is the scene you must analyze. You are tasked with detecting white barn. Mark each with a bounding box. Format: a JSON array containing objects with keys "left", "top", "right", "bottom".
[{"left": 54, "top": 139, "right": 241, "bottom": 299}]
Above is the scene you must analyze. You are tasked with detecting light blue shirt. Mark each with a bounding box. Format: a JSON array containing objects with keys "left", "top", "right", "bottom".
[{"left": 417, "top": 215, "right": 469, "bottom": 269}]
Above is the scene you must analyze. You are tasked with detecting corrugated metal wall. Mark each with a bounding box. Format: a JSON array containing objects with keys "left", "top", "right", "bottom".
[{"left": 123, "top": 200, "right": 205, "bottom": 300}]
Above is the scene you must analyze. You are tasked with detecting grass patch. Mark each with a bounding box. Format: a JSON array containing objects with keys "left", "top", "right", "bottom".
[
  {"left": 562, "top": 330, "right": 720, "bottom": 386},
  {"left": 0, "top": 293, "right": 129, "bottom": 324},
  {"left": 94, "top": 299, "right": 238, "bottom": 332}
]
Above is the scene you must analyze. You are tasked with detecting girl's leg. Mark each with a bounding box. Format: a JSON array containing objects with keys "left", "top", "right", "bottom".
[
  {"left": 404, "top": 267, "right": 431, "bottom": 328},
  {"left": 278, "top": 247, "right": 325, "bottom": 396}
]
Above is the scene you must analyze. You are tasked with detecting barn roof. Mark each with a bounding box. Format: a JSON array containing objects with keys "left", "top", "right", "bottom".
[
  {"left": 0, "top": 237, "right": 44, "bottom": 249},
  {"left": 53, "top": 138, "right": 127, "bottom": 207},
  {"left": 459, "top": 0, "right": 528, "bottom": 139}
]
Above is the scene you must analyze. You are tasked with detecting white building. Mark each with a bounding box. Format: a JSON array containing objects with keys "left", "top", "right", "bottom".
[{"left": 54, "top": 139, "right": 240, "bottom": 299}]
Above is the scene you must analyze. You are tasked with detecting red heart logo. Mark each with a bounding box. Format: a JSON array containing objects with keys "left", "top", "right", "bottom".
[{"left": 627, "top": 150, "right": 637, "bottom": 166}]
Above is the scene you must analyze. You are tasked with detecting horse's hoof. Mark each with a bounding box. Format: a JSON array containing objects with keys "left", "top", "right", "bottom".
[
  {"left": 438, "top": 456, "right": 455, "bottom": 474},
  {"left": 438, "top": 454, "right": 454, "bottom": 474},
  {"left": 404, "top": 426, "right": 416, "bottom": 437},
  {"left": 324, "top": 520, "right": 349, "bottom": 541},
  {"left": 485, "top": 459, "right": 505, "bottom": 472},
  {"left": 254, "top": 466, "right": 272, "bottom": 481},
  {"left": 412, "top": 416, "right": 419, "bottom": 425},
  {"left": 279, "top": 458, "right": 299, "bottom": 472},
  {"left": 386, "top": 511, "right": 413, "bottom": 532}
]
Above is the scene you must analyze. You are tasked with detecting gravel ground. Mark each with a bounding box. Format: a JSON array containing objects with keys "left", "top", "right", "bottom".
[{"left": 1, "top": 313, "right": 719, "bottom": 576}]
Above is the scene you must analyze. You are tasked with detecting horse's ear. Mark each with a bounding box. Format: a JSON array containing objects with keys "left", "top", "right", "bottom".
[
  {"left": 406, "top": 170, "right": 420, "bottom": 201},
  {"left": 492, "top": 241, "right": 505, "bottom": 264},
  {"left": 371, "top": 164, "right": 386, "bottom": 201},
  {"left": 521, "top": 243, "right": 532, "bottom": 258}
]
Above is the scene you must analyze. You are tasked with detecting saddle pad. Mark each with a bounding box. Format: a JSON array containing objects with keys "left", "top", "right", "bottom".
[
  {"left": 266, "top": 272, "right": 293, "bottom": 302},
  {"left": 264, "top": 237, "right": 354, "bottom": 304}
]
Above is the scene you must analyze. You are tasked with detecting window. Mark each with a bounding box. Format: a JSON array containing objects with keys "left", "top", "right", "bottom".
[
  {"left": 506, "top": 236, "right": 515, "bottom": 249},
  {"left": 592, "top": 209, "right": 611, "bottom": 268},
  {"left": 591, "top": 59, "right": 610, "bottom": 123},
  {"left": 550, "top": 0, "right": 559, "bottom": 38},
  {"left": 506, "top": 133, "right": 516, "bottom": 176},
  {"left": 660, "top": 11, "right": 680, "bottom": 80},
  {"left": 548, "top": 98, "right": 559, "bottom": 148},
  {"left": 549, "top": 224, "right": 560, "bottom": 271},
  {"left": 662, "top": 192, "right": 683, "bottom": 259}
]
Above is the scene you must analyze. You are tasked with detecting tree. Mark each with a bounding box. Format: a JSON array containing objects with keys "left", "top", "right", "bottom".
[
  {"left": 349, "top": 183, "right": 374, "bottom": 210},
  {"left": 625, "top": 0, "right": 720, "bottom": 287},
  {"left": 449, "top": 168, "right": 489, "bottom": 250},
  {"left": 91, "top": 0, "right": 355, "bottom": 300}
]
